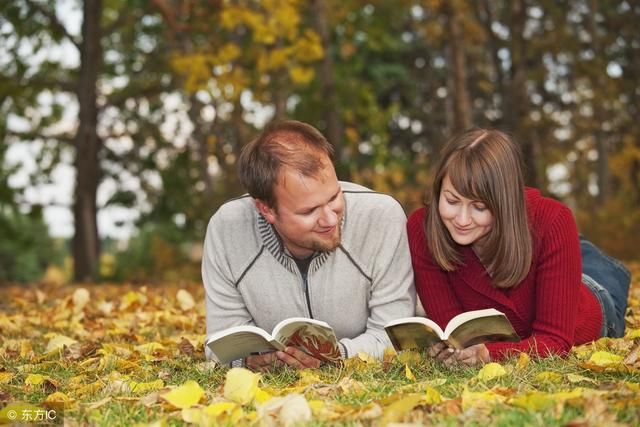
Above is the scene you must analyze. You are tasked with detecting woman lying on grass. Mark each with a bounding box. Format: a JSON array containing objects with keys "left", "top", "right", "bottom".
[{"left": 407, "top": 128, "right": 631, "bottom": 366}]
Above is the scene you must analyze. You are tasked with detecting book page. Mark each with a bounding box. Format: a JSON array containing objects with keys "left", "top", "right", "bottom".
[
  {"left": 206, "top": 325, "right": 284, "bottom": 364},
  {"left": 445, "top": 313, "right": 520, "bottom": 350},
  {"left": 272, "top": 318, "right": 342, "bottom": 364},
  {"left": 384, "top": 318, "right": 445, "bottom": 352}
]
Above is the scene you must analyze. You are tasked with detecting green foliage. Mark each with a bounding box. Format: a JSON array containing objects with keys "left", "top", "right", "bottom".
[
  {"left": 111, "top": 222, "right": 200, "bottom": 283},
  {"left": 0, "top": 207, "right": 58, "bottom": 283}
]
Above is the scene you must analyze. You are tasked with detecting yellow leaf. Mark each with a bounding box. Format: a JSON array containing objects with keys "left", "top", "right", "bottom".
[
  {"left": 296, "top": 370, "right": 322, "bottom": 386},
  {"left": 46, "top": 335, "right": 77, "bottom": 352},
  {"left": 626, "top": 329, "right": 640, "bottom": 339},
  {"left": 380, "top": 393, "right": 423, "bottom": 425},
  {"left": 223, "top": 368, "right": 261, "bottom": 405},
  {"left": 424, "top": 386, "right": 442, "bottom": 404},
  {"left": 256, "top": 393, "right": 311, "bottom": 427},
  {"left": 515, "top": 352, "right": 530, "bottom": 370},
  {"left": 461, "top": 388, "right": 506, "bottom": 412},
  {"left": 176, "top": 289, "right": 195, "bottom": 311},
  {"left": 0, "top": 372, "right": 14, "bottom": 384},
  {"left": 589, "top": 351, "right": 624, "bottom": 366},
  {"left": 534, "top": 371, "right": 562, "bottom": 384},
  {"left": 72, "top": 288, "right": 90, "bottom": 312},
  {"left": 289, "top": 66, "right": 315, "bottom": 84},
  {"left": 203, "top": 401, "right": 237, "bottom": 417},
  {"left": 476, "top": 362, "right": 507, "bottom": 381},
  {"left": 128, "top": 379, "right": 164, "bottom": 394},
  {"left": 161, "top": 380, "right": 204, "bottom": 409},
  {"left": 25, "top": 373, "right": 46, "bottom": 386},
  {"left": 44, "top": 392, "right": 75, "bottom": 408},
  {"left": 405, "top": 364, "right": 416, "bottom": 381},
  {"left": 308, "top": 399, "right": 325, "bottom": 415},
  {"left": 254, "top": 389, "right": 273, "bottom": 404},
  {"left": 135, "top": 342, "right": 166, "bottom": 355},
  {"left": 357, "top": 352, "right": 377, "bottom": 364},
  {"left": 567, "top": 373, "right": 598, "bottom": 385},
  {"left": 509, "top": 391, "right": 555, "bottom": 411}
]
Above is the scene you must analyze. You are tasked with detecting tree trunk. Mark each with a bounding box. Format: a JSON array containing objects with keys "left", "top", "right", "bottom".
[
  {"left": 311, "top": 0, "right": 345, "bottom": 174},
  {"left": 72, "top": 0, "right": 102, "bottom": 282},
  {"left": 587, "top": 0, "right": 609, "bottom": 204},
  {"left": 445, "top": 2, "right": 472, "bottom": 132},
  {"left": 505, "top": 0, "right": 538, "bottom": 187}
]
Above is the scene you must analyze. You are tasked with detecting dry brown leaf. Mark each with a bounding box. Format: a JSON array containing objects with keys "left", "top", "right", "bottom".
[{"left": 178, "top": 337, "right": 195, "bottom": 356}]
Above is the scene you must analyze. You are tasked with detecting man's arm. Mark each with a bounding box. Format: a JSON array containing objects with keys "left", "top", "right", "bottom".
[
  {"left": 202, "top": 214, "right": 255, "bottom": 361},
  {"left": 339, "top": 198, "right": 416, "bottom": 359}
]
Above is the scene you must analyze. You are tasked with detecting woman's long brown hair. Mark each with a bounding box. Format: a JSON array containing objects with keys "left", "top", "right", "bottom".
[{"left": 425, "top": 128, "right": 533, "bottom": 288}]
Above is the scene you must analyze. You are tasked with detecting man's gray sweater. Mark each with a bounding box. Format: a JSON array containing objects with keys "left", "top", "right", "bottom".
[{"left": 202, "top": 181, "right": 416, "bottom": 360}]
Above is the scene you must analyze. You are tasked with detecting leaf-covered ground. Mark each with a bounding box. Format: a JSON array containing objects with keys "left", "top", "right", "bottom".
[{"left": 1, "top": 264, "right": 640, "bottom": 426}]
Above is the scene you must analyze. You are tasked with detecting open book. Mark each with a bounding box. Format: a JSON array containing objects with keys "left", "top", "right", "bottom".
[
  {"left": 206, "top": 317, "right": 342, "bottom": 364},
  {"left": 384, "top": 308, "right": 520, "bottom": 351}
]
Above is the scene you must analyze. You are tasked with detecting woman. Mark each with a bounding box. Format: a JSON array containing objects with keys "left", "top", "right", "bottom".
[{"left": 407, "top": 128, "right": 631, "bottom": 366}]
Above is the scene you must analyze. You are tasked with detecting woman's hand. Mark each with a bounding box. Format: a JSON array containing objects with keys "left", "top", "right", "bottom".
[
  {"left": 245, "top": 347, "right": 322, "bottom": 372},
  {"left": 428, "top": 342, "right": 490, "bottom": 367},
  {"left": 451, "top": 344, "right": 490, "bottom": 366}
]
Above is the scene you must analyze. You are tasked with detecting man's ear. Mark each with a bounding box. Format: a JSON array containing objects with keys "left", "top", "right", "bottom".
[{"left": 255, "top": 199, "right": 276, "bottom": 224}]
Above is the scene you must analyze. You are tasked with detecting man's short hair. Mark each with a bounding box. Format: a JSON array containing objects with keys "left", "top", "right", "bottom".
[{"left": 238, "top": 120, "right": 335, "bottom": 207}]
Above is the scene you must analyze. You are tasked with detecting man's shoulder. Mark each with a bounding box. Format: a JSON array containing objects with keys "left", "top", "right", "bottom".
[
  {"left": 210, "top": 194, "right": 256, "bottom": 227},
  {"left": 340, "top": 181, "right": 404, "bottom": 211}
]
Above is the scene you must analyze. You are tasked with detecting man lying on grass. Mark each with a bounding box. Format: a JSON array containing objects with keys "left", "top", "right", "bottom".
[{"left": 202, "top": 120, "right": 416, "bottom": 371}]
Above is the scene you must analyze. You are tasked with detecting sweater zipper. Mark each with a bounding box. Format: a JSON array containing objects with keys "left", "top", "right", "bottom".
[{"left": 302, "top": 273, "right": 314, "bottom": 318}]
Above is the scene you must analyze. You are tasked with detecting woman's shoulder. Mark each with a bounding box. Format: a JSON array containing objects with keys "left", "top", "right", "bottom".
[
  {"left": 525, "top": 187, "right": 576, "bottom": 232},
  {"left": 407, "top": 206, "right": 427, "bottom": 228}
]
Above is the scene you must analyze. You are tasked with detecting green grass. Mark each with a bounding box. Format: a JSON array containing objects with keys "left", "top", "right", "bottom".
[{"left": 1, "top": 278, "right": 640, "bottom": 426}]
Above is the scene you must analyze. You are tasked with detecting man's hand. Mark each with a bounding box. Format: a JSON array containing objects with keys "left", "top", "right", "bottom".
[
  {"left": 245, "top": 352, "right": 284, "bottom": 372},
  {"left": 428, "top": 342, "right": 490, "bottom": 367},
  {"left": 245, "top": 347, "right": 322, "bottom": 372},
  {"left": 276, "top": 347, "right": 322, "bottom": 369}
]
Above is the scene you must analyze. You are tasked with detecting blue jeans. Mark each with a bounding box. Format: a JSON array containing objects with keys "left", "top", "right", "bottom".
[{"left": 581, "top": 237, "right": 631, "bottom": 338}]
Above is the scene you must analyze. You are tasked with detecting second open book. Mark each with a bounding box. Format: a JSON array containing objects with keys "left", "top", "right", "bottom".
[{"left": 384, "top": 308, "right": 520, "bottom": 351}]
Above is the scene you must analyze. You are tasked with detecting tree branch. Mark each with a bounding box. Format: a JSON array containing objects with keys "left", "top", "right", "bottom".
[{"left": 25, "top": 0, "right": 81, "bottom": 51}]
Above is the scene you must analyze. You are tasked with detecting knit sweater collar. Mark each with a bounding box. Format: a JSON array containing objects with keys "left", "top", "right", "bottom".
[{"left": 256, "top": 199, "right": 348, "bottom": 274}]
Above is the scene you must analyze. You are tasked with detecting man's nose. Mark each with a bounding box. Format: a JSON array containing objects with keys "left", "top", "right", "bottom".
[{"left": 318, "top": 205, "right": 338, "bottom": 226}]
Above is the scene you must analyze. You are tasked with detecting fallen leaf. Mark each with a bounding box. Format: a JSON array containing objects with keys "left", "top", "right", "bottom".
[
  {"left": 176, "top": 289, "right": 195, "bottom": 311},
  {"left": 567, "top": 373, "right": 598, "bottom": 385},
  {"left": 534, "top": 371, "right": 562, "bottom": 384},
  {"left": 623, "top": 340, "right": 640, "bottom": 364},
  {"left": 0, "top": 372, "right": 14, "bottom": 384},
  {"left": 224, "top": 368, "right": 261, "bottom": 405},
  {"left": 515, "top": 352, "right": 530, "bottom": 370},
  {"left": 178, "top": 337, "right": 195, "bottom": 356},
  {"left": 46, "top": 335, "right": 78, "bottom": 352},
  {"left": 72, "top": 288, "right": 90, "bottom": 312},
  {"left": 405, "top": 364, "right": 416, "bottom": 381},
  {"left": 379, "top": 393, "right": 423, "bottom": 425},
  {"left": 476, "top": 362, "right": 508, "bottom": 381},
  {"left": 257, "top": 393, "right": 312, "bottom": 427},
  {"left": 161, "top": 380, "right": 204, "bottom": 409},
  {"left": 589, "top": 351, "right": 624, "bottom": 366}
]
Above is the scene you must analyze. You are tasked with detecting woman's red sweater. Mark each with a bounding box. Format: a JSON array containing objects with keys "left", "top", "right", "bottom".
[{"left": 407, "top": 188, "right": 602, "bottom": 360}]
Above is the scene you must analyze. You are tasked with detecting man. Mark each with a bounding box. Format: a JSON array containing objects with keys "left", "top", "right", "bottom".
[{"left": 202, "top": 120, "right": 415, "bottom": 371}]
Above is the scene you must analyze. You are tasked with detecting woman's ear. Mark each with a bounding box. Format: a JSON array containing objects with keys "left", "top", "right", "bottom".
[{"left": 255, "top": 199, "right": 276, "bottom": 224}]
